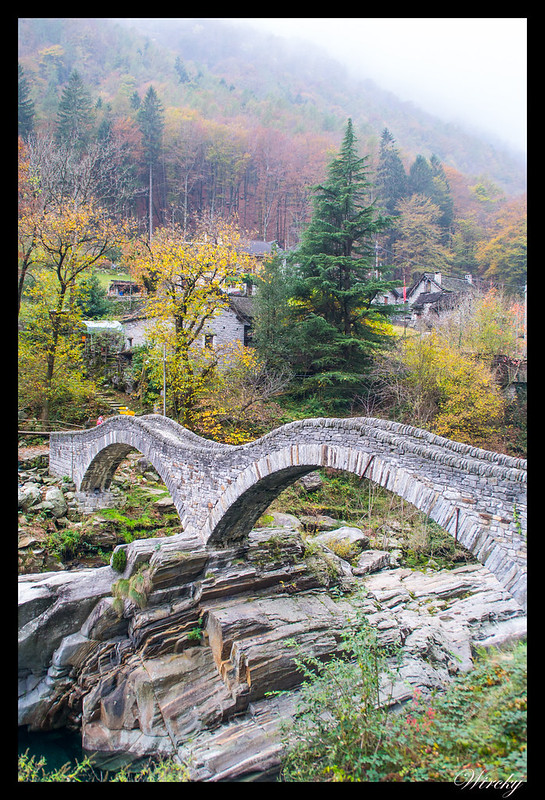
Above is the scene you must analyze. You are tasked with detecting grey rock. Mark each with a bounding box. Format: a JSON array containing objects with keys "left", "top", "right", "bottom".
[
  {"left": 353, "top": 550, "right": 390, "bottom": 575},
  {"left": 18, "top": 483, "right": 42, "bottom": 510},
  {"left": 309, "top": 526, "right": 370, "bottom": 551},
  {"left": 44, "top": 487, "right": 68, "bottom": 519}
]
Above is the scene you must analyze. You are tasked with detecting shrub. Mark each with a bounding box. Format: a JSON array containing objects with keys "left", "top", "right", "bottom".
[
  {"left": 111, "top": 548, "right": 127, "bottom": 573},
  {"left": 279, "top": 637, "right": 527, "bottom": 782},
  {"left": 279, "top": 598, "right": 401, "bottom": 782}
]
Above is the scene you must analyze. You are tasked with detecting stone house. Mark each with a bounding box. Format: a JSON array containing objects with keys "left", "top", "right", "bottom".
[
  {"left": 107, "top": 279, "right": 144, "bottom": 299},
  {"left": 117, "top": 240, "right": 271, "bottom": 350},
  {"left": 386, "top": 271, "right": 476, "bottom": 326},
  {"left": 121, "top": 295, "right": 255, "bottom": 353}
]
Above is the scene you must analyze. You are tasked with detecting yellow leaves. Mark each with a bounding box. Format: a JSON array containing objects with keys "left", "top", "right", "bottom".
[
  {"left": 124, "top": 220, "right": 259, "bottom": 423},
  {"left": 363, "top": 316, "right": 397, "bottom": 339},
  {"left": 400, "top": 330, "right": 505, "bottom": 446}
]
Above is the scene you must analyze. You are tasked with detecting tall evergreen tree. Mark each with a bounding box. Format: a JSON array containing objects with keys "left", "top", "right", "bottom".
[
  {"left": 55, "top": 70, "right": 93, "bottom": 152},
  {"left": 137, "top": 86, "right": 164, "bottom": 241},
  {"left": 253, "top": 249, "right": 295, "bottom": 374},
  {"left": 429, "top": 154, "right": 454, "bottom": 242},
  {"left": 18, "top": 63, "right": 35, "bottom": 140},
  {"left": 408, "top": 154, "right": 436, "bottom": 197},
  {"left": 287, "top": 119, "right": 399, "bottom": 408},
  {"left": 376, "top": 128, "right": 408, "bottom": 217}
]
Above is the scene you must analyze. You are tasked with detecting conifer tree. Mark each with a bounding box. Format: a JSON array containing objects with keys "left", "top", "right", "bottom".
[
  {"left": 55, "top": 70, "right": 93, "bottom": 152},
  {"left": 408, "top": 154, "right": 435, "bottom": 197},
  {"left": 253, "top": 249, "right": 295, "bottom": 374},
  {"left": 376, "top": 128, "right": 408, "bottom": 217},
  {"left": 287, "top": 119, "right": 399, "bottom": 408},
  {"left": 18, "top": 63, "right": 35, "bottom": 140},
  {"left": 137, "top": 86, "right": 164, "bottom": 241}
]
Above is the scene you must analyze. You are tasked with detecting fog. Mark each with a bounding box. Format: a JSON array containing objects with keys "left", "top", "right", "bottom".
[{"left": 240, "top": 18, "right": 527, "bottom": 156}]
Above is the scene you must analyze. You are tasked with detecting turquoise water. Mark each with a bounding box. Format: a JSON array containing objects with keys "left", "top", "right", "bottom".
[{"left": 18, "top": 727, "right": 85, "bottom": 773}]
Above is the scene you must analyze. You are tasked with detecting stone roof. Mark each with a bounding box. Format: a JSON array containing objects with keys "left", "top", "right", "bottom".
[
  {"left": 244, "top": 240, "right": 277, "bottom": 256},
  {"left": 228, "top": 296, "right": 255, "bottom": 323}
]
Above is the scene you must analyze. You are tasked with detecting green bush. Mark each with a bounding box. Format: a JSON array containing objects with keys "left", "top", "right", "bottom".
[
  {"left": 279, "top": 633, "right": 527, "bottom": 782},
  {"left": 280, "top": 599, "right": 401, "bottom": 782}
]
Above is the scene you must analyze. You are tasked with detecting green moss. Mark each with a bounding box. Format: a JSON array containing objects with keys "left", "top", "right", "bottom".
[{"left": 111, "top": 548, "right": 127, "bottom": 572}]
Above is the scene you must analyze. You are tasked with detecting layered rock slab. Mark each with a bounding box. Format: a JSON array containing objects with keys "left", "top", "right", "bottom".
[{"left": 18, "top": 526, "right": 526, "bottom": 780}]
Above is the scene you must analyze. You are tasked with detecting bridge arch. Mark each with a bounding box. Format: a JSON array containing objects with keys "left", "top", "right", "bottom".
[{"left": 204, "top": 443, "right": 461, "bottom": 551}]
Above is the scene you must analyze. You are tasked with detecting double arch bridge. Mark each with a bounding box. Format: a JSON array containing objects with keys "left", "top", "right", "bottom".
[{"left": 49, "top": 415, "right": 527, "bottom": 609}]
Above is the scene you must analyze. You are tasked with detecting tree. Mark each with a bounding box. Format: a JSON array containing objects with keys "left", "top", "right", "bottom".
[
  {"left": 137, "top": 86, "right": 165, "bottom": 241},
  {"left": 475, "top": 198, "right": 527, "bottom": 294},
  {"left": 18, "top": 63, "right": 35, "bottom": 140},
  {"left": 391, "top": 330, "right": 506, "bottom": 446},
  {"left": 77, "top": 272, "right": 115, "bottom": 318},
  {"left": 192, "top": 343, "right": 291, "bottom": 443},
  {"left": 253, "top": 249, "right": 297, "bottom": 374},
  {"left": 55, "top": 70, "right": 94, "bottom": 152},
  {"left": 376, "top": 128, "right": 408, "bottom": 217},
  {"left": 429, "top": 155, "right": 454, "bottom": 241},
  {"left": 408, "top": 154, "right": 435, "bottom": 197},
  {"left": 18, "top": 271, "right": 97, "bottom": 423},
  {"left": 21, "top": 198, "right": 129, "bottom": 420},
  {"left": 393, "top": 194, "right": 451, "bottom": 283},
  {"left": 287, "top": 119, "right": 398, "bottom": 408},
  {"left": 18, "top": 137, "right": 40, "bottom": 314},
  {"left": 125, "top": 217, "right": 257, "bottom": 425}
]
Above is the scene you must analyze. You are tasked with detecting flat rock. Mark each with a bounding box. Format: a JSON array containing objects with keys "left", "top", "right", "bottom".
[{"left": 353, "top": 550, "right": 390, "bottom": 575}]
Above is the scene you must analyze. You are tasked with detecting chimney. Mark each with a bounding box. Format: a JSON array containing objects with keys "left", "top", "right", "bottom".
[{"left": 434, "top": 271, "right": 442, "bottom": 286}]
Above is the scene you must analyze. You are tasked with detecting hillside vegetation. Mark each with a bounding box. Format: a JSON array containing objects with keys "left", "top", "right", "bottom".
[{"left": 18, "top": 17, "right": 526, "bottom": 451}]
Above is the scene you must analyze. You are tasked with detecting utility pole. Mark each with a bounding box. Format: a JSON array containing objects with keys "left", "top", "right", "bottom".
[
  {"left": 149, "top": 162, "right": 153, "bottom": 243},
  {"left": 162, "top": 342, "right": 166, "bottom": 416}
]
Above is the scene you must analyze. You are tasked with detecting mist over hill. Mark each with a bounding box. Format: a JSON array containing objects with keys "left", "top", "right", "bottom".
[{"left": 19, "top": 17, "right": 525, "bottom": 197}]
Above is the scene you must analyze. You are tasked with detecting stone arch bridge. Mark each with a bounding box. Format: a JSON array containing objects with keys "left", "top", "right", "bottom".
[{"left": 49, "top": 415, "right": 527, "bottom": 608}]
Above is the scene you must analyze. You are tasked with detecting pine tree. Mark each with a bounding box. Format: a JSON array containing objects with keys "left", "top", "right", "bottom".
[
  {"left": 55, "top": 70, "right": 93, "bottom": 151},
  {"left": 430, "top": 154, "right": 454, "bottom": 242},
  {"left": 288, "top": 119, "right": 399, "bottom": 408},
  {"left": 137, "top": 86, "right": 164, "bottom": 241},
  {"left": 253, "top": 250, "right": 295, "bottom": 374},
  {"left": 408, "top": 154, "right": 435, "bottom": 197},
  {"left": 376, "top": 128, "right": 408, "bottom": 217},
  {"left": 18, "top": 63, "right": 35, "bottom": 140}
]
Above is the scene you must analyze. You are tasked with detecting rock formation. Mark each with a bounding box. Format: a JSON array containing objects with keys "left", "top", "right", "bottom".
[{"left": 19, "top": 518, "right": 526, "bottom": 780}]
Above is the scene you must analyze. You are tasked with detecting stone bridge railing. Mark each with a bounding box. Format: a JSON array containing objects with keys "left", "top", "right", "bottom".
[{"left": 49, "top": 415, "right": 527, "bottom": 608}]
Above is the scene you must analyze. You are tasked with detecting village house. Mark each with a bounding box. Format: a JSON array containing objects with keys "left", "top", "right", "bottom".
[
  {"left": 107, "top": 279, "right": 144, "bottom": 299},
  {"left": 118, "top": 241, "right": 272, "bottom": 352},
  {"left": 120, "top": 295, "right": 255, "bottom": 352},
  {"left": 381, "top": 271, "right": 477, "bottom": 327}
]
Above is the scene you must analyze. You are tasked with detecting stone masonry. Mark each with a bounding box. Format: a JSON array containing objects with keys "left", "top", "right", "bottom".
[{"left": 49, "top": 415, "right": 527, "bottom": 609}]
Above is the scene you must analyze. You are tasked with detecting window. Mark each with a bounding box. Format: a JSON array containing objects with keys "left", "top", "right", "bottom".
[{"left": 204, "top": 334, "right": 215, "bottom": 349}]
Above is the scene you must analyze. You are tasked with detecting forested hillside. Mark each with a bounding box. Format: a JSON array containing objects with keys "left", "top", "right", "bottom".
[
  {"left": 18, "top": 17, "right": 527, "bottom": 452},
  {"left": 18, "top": 17, "right": 526, "bottom": 250}
]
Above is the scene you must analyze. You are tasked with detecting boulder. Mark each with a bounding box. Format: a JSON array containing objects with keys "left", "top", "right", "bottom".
[
  {"left": 43, "top": 487, "right": 68, "bottom": 519},
  {"left": 308, "top": 525, "right": 370, "bottom": 553},
  {"left": 297, "top": 471, "right": 323, "bottom": 492},
  {"left": 299, "top": 514, "right": 339, "bottom": 532},
  {"left": 352, "top": 550, "right": 391, "bottom": 576},
  {"left": 18, "top": 483, "right": 42, "bottom": 511},
  {"left": 153, "top": 495, "right": 176, "bottom": 512},
  {"left": 18, "top": 566, "right": 118, "bottom": 675},
  {"left": 256, "top": 511, "right": 302, "bottom": 530}
]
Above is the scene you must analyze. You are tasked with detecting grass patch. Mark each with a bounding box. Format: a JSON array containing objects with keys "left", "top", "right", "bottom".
[{"left": 267, "top": 469, "right": 477, "bottom": 570}]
